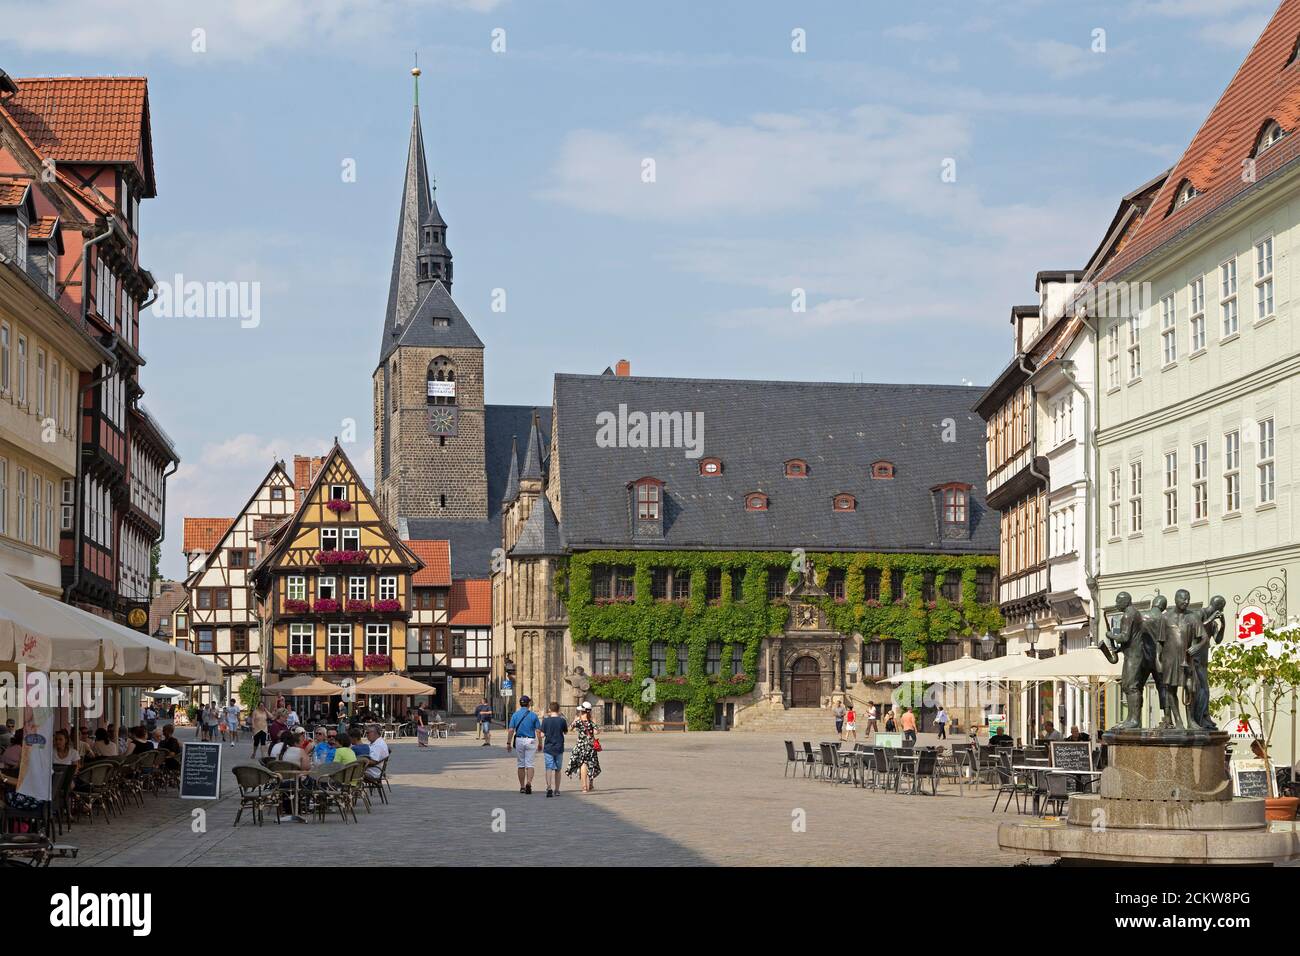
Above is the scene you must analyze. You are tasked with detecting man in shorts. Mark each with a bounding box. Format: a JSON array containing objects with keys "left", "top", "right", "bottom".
[
  {"left": 474, "top": 697, "right": 494, "bottom": 747},
  {"left": 540, "top": 701, "right": 569, "bottom": 798},
  {"left": 506, "top": 696, "right": 543, "bottom": 795},
  {"left": 223, "top": 698, "right": 242, "bottom": 747}
]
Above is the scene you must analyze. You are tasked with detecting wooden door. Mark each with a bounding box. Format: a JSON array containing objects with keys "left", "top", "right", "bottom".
[{"left": 790, "top": 656, "right": 821, "bottom": 708}]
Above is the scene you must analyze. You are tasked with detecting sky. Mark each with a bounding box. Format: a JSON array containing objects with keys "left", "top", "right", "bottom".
[{"left": 0, "top": 0, "right": 1281, "bottom": 578}]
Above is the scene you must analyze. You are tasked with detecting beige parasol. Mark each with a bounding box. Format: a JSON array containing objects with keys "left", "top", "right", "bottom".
[
  {"left": 263, "top": 675, "right": 344, "bottom": 696},
  {"left": 353, "top": 672, "right": 437, "bottom": 694}
]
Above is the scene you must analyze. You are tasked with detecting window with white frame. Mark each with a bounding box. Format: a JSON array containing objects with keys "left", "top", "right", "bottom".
[
  {"left": 1164, "top": 452, "right": 1178, "bottom": 526},
  {"left": 1220, "top": 258, "right": 1238, "bottom": 337},
  {"left": 1160, "top": 294, "right": 1177, "bottom": 365},
  {"left": 1107, "top": 325, "right": 1120, "bottom": 388},
  {"left": 0, "top": 458, "right": 5, "bottom": 535},
  {"left": 16, "top": 468, "right": 26, "bottom": 540},
  {"left": 317, "top": 576, "right": 336, "bottom": 600},
  {"left": 30, "top": 476, "right": 40, "bottom": 547},
  {"left": 319, "top": 527, "right": 339, "bottom": 552},
  {"left": 341, "top": 527, "right": 360, "bottom": 552},
  {"left": 1255, "top": 237, "right": 1274, "bottom": 321},
  {"left": 287, "top": 575, "right": 306, "bottom": 601},
  {"left": 289, "top": 623, "right": 314, "bottom": 656},
  {"left": 379, "top": 575, "right": 397, "bottom": 601},
  {"left": 365, "top": 623, "right": 390, "bottom": 656},
  {"left": 1109, "top": 468, "right": 1122, "bottom": 538},
  {"left": 327, "top": 623, "right": 351, "bottom": 656},
  {"left": 1193, "top": 441, "right": 1209, "bottom": 520},
  {"left": 1127, "top": 314, "right": 1142, "bottom": 380},
  {"left": 60, "top": 478, "right": 73, "bottom": 532},
  {"left": 1189, "top": 276, "right": 1206, "bottom": 352},
  {"left": 348, "top": 576, "right": 367, "bottom": 601},
  {"left": 0, "top": 322, "right": 8, "bottom": 393},
  {"left": 35, "top": 349, "right": 45, "bottom": 417},
  {"left": 16, "top": 335, "right": 26, "bottom": 404},
  {"left": 1257, "top": 418, "right": 1275, "bottom": 505},
  {"left": 1224, "top": 430, "right": 1241, "bottom": 513},
  {"left": 1129, "top": 461, "right": 1143, "bottom": 533},
  {"left": 44, "top": 480, "right": 52, "bottom": 548},
  {"left": 49, "top": 359, "right": 59, "bottom": 429}
]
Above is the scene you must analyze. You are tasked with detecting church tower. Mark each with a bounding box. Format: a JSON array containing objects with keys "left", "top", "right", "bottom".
[{"left": 374, "top": 67, "right": 487, "bottom": 526}]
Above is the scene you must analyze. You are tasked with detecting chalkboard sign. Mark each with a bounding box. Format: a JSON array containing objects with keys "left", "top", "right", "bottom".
[
  {"left": 1232, "top": 760, "right": 1272, "bottom": 799},
  {"left": 180, "top": 741, "right": 223, "bottom": 800},
  {"left": 1050, "top": 741, "right": 1093, "bottom": 772},
  {"left": 873, "top": 732, "right": 903, "bottom": 749}
]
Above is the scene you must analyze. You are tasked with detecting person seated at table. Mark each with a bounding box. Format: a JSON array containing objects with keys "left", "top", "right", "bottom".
[
  {"left": 1065, "top": 726, "right": 1090, "bottom": 742},
  {"left": 286, "top": 708, "right": 300, "bottom": 730},
  {"left": 331, "top": 732, "right": 357, "bottom": 765},
  {"left": 311, "top": 728, "right": 335, "bottom": 766},
  {"left": 74, "top": 724, "right": 94, "bottom": 759},
  {"left": 89, "top": 728, "right": 117, "bottom": 758},
  {"left": 1, "top": 729, "right": 22, "bottom": 769},
  {"left": 158, "top": 724, "right": 182, "bottom": 771},
  {"left": 51, "top": 729, "right": 81, "bottom": 770},
  {"left": 351, "top": 732, "right": 371, "bottom": 760},
  {"left": 127, "top": 726, "right": 154, "bottom": 754},
  {"left": 1040, "top": 721, "right": 1063, "bottom": 742},
  {"left": 987, "top": 727, "right": 1013, "bottom": 747},
  {"left": 363, "top": 725, "right": 389, "bottom": 781},
  {"left": 270, "top": 731, "right": 306, "bottom": 768}
]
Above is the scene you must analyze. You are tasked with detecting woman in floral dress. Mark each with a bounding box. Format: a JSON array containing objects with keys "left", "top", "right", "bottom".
[{"left": 565, "top": 702, "right": 601, "bottom": 791}]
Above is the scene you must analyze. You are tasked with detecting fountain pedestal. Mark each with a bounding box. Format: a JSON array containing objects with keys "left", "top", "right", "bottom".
[{"left": 998, "top": 729, "right": 1299, "bottom": 865}]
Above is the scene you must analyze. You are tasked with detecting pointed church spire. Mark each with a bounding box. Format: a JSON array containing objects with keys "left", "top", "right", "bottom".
[
  {"left": 380, "top": 72, "right": 433, "bottom": 359},
  {"left": 520, "top": 412, "right": 545, "bottom": 483},
  {"left": 503, "top": 435, "right": 520, "bottom": 505}
]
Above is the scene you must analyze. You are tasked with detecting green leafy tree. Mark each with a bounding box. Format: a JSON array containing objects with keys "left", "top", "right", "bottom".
[
  {"left": 150, "top": 543, "right": 162, "bottom": 584},
  {"left": 237, "top": 675, "right": 262, "bottom": 713},
  {"left": 1208, "top": 627, "right": 1300, "bottom": 772}
]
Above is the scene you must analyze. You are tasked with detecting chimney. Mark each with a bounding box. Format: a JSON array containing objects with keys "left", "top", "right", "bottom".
[
  {"left": 294, "top": 454, "right": 324, "bottom": 499},
  {"left": 614, "top": 358, "right": 631, "bottom": 377}
]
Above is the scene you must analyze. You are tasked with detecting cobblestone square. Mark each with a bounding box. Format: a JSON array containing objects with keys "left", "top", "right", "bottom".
[{"left": 54, "top": 730, "right": 1024, "bottom": 867}]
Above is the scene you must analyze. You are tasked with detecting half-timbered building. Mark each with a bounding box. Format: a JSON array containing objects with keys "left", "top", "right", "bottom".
[
  {"left": 183, "top": 462, "right": 296, "bottom": 700},
  {"left": 253, "top": 444, "right": 422, "bottom": 691},
  {"left": 403, "top": 538, "right": 452, "bottom": 710}
]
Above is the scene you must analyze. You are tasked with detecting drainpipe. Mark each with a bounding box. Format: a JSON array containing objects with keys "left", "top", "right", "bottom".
[
  {"left": 1015, "top": 351, "right": 1049, "bottom": 741},
  {"left": 63, "top": 219, "right": 117, "bottom": 606}
]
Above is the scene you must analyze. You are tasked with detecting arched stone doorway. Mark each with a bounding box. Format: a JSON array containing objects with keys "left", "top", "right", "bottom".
[{"left": 790, "top": 656, "right": 822, "bottom": 708}]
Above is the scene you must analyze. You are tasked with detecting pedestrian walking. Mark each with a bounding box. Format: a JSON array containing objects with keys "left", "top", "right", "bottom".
[
  {"left": 414, "top": 705, "right": 430, "bottom": 747},
  {"left": 250, "top": 702, "right": 270, "bottom": 759},
  {"left": 832, "top": 700, "right": 847, "bottom": 739},
  {"left": 474, "top": 697, "right": 493, "bottom": 747},
  {"left": 223, "top": 698, "right": 242, "bottom": 747},
  {"left": 885, "top": 707, "right": 897, "bottom": 733},
  {"left": 843, "top": 702, "right": 857, "bottom": 743},
  {"left": 507, "top": 696, "right": 543, "bottom": 795},
  {"left": 565, "top": 701, "right": 602, "bottom": 792},
  {"left": 540, "top": 701, "right": 569, "bottom": 798},
  {"left": 900, "top": 706, "right": 917, "bottom": 747},
  {"left": 865, "top": 701, "right": 879, "bottom": 737},
  {"left": 936, "top": 705, "right": 949, "bottom": 740}
]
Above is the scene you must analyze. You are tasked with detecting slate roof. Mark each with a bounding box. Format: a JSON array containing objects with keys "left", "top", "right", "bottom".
[
  {"left": 404, "top": 518, "right": 500, "bottom": 579},
  {"left": 6, "top": 77, "right": 156, "bottom": 196},
  {"left": 552, "top": 373, "right": 994, "bottom": 554},
  {"left": 405, "top": 539, "right": 452, "bottom": 586},
  {"left": 510, "top": 496, "right": 564, "bottom": 557},
  {"left": 1098, "top": 0, "right": 1300, "bottom": 281},
  {"left": 380, "top": 106, "right": 431, "bottom": 357},
  {"left": 383, "top": 280, "right": 483, "bottom": 358}
]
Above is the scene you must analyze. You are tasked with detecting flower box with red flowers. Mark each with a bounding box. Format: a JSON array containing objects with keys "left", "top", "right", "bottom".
[
  {"left": 346, "top": 599, "right": 373, "bottom": 613},
  {"left": 325, "top": 499, "right": 352, "bottom": 514},
  {"left": 665, "top": 676, "right": 688, "bottom": 685},
  {"left": 313, "top": 598, "right": 341, "bottom": 613},
  {"left": 326, "top": 654, "right": 353, "bottom": 671},
  {"left": 363, "top": 654, "right": 392, "bottom": 669},
  {"left": 374, "top": 599, "right": 402, "bottom": 613},
  {"left": 287, "top": 654, "right": 314, "bottom": 670},
  {"left": 729, "top": 672, "right": 749, "bottom": 684},
  {"left": 315, "top": 549, "right": 368, "bottom": 565},
  {"left": 283, "top": 599, "right": 310, "bottom": 614}
]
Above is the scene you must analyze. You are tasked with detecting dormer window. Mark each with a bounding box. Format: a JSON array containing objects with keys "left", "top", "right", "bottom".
[
  {"left": 634, "top": 477, "right": 662, "bottom": 520},
  {"left": 1256, "top": 120, "right": 1286, "bottom": 155},
  {"left": 745, "top": 492, "right": 769, "bottom": 512},
  {"left": 784, "top": 459, "right": 808, "bottom": 478},
  {"left": 1174, "top": 179, "right": 1200, "bottom": 210},
  {"left": 15, "top": 221, "right": 26, "bottom": 267},
  {"left": 699, "top": 457, "right": 723, "bottom": 477},
  {"left": 943, "top": 487, "right": 967, "bottom": 523},
  {"left": 871, "top": 460, "right": 895, "bottom": 480},
  {"left": 832, "top": 494, "right": 856, "bottom": 512}
]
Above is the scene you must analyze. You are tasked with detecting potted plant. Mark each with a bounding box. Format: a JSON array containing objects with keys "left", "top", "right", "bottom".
[
  {"left": 326, "top": 499, "right": 352, "bottom": 514},
  {"left": 326, "top": 654, "right": 354, "bottom": 671},
  {"left": 363, "top": 653, "right": 392, "bottom": 669},
  {"left": 283, "top": 598, "right": 309, "bottom": 613},
  {"left": 374, "top": 598, "right": 402, "bottom": 612},
  {"left": 313, "top": 598, "right": 340, "bottom": 613},
  {"left": 287, "top": 654, "right": 314, "bottom": 670},
  {"left": 346, "top": 599, "right": 372, "bottom": 613},
  {"left": 1208, "top": 626, "right": 1300, "bottom": 821}
]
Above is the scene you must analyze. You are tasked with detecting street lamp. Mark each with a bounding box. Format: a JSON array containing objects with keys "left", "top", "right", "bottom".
[{"left": 1024, "top": 619, "right": 1041, "bottom": 659}]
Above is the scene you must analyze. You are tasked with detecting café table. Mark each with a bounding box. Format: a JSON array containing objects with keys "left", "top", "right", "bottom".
[
  {"left": 891, "top": 752, "right": 922, "bottom": 794},
  {"left": 279, "top": 768, "right": 309, "bottom": 823}
]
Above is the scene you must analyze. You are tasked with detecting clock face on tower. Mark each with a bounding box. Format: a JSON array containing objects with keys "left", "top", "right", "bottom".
[{"left": 427, "top": 406, "right": 458, "bottom": 437}]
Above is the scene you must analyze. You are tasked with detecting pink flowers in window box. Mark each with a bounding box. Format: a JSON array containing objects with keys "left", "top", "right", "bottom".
[
  {"left": 313, "top": 598, "right": 341, "bottom": 613},
  {"left": 729, "top": 672, "right": 749, "bottom": 684},
  {"left": 287, "top": 654, "right": 313, "bottom": 670},
  {"left": 284, "top": 599, "right": 309, "bottom": 613},
  {"left": 326, "top": 654, "right": 353, "bottom": 671},
  {"left": 363, "top": 654, "right": 392, "bottom": 669},
  {"left": 374, "top": 599, "right": 402, "bottom": 612},
  {"left": 347, "top": 599, "right": 372, "bottom": 613},
  {"left": 325, "top": 499, "right": 352, "bottom": 513},
  {"left": 315, "top": 549, "right": 367, "bottom": 565}
]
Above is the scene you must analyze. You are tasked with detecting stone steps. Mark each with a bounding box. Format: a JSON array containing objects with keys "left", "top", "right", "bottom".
[{"left": 732, "top": 708, "right": 841, "bottom": 735}]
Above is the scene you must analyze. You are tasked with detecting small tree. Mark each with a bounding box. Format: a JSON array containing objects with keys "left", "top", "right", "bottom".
[
  {"left": 237, "top": 675, "right": 262, "bottom": 713},
  {"left": 1208, "top": 627, "right": 1300, "bottom": 778}
]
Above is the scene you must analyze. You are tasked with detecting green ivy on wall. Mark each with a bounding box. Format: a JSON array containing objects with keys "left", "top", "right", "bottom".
[{"left": 566, "top": 550, "right": 1001, "bottom": 730}]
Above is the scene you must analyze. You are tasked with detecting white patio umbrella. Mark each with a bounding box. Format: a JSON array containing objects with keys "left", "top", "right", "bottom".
[
  {"left": 146, "top": 685, "right": 185, "bottom": 699},
  {"left": 1005, "top": 647, "right": 1120, "bottom": 682},
  {"left": 878, "top": 654, "right": 984, "bottom": 684}
]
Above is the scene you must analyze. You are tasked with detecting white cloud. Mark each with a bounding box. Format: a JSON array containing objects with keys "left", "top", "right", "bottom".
[
  {"left": 540, "top": 106, "right": 973, "bottom": 222},
  {"left": 1198, "top": 15, "right": 1271, "bottom": 49},
  {"left": 1011, "top": 38, "right": 1105, "bottom": 79},
  {"left": 883, "top": 23, "right": 937, "bottom": 43},
  {"left": 0, "top": 0, "right": 503, "bottom": 59}
]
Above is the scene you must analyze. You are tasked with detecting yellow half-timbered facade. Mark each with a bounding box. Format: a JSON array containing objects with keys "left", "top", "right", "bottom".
[{"left": 254, "top": 444, "right": 422, "bottom": 683}]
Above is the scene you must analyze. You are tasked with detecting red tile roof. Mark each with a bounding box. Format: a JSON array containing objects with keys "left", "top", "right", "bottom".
[
  {"left": 404, "top": 539, "right": 451, "bottom": 587},
  {"left": 0, "top": 180, "right": 30, "bottom": 207},
  {"left": 4, "top": 77, "right": 154, "bottom": 194},
  {"left": 27, "top": 215, "right": 57, "bottom": 240},
  {"left": 1099, "top": 0, "right": 1300, "bottom": 281},
  {"left": 449, "top": 579, "right": 491, "bottom": 626},
  {"left": 183, "top": 517, "right": 231, "bottom": 553}
]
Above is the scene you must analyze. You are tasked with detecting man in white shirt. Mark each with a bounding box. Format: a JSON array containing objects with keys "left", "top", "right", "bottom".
[
  {"left": 286, "top": 708, "right": 300, "bottom": 730},
  {"left": 223, "top": 698, "right": 242, "bottom": 747},
  {"left": 363, "top": 725, "right": 389, "bottom": 780}
]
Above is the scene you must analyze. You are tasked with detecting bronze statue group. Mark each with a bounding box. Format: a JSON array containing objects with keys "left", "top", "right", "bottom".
[{"left": 1100, "top": 589, "right": 1227, "bottom": 733}]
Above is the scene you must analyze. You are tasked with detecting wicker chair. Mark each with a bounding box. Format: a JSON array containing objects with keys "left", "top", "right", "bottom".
[
  {"left": 361, "top": 756, "right": 390, "bottom": 805},
  {"left": 232, "top": 765, "right": 282, "bottom": 827},
  {"left": 72, "top": 761, "right": 116, "bottom": 825},
  {"left": 308, "top": 763, "right": 355, "bottom": 823}
]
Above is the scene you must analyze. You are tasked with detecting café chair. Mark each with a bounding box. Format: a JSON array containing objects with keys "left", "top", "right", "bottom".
[{"left": 232, "top": 765, "right": 282, "bottom": 827}]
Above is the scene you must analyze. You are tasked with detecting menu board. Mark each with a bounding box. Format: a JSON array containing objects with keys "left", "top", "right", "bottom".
[
  {"left": 180, "top": 741, "right": 223, "bottom": 800},
  {"left": 1231, "top": 760, "right": 1272, "bottom": 798},
  {"left": 1050, "top": 741, "right": 1093, "bottom": 772}
]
